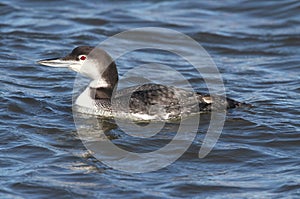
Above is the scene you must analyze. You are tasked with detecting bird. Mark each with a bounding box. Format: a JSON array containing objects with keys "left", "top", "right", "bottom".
[{"left": 38, "top": 46, "right": 243, "bottom": 121}]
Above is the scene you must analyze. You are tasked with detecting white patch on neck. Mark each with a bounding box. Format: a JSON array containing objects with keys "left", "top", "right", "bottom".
[{"left": 89, "top": 79, "right": 110, "bottom": 88}]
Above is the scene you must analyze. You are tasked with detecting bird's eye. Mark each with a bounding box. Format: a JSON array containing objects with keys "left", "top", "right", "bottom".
[{"left": 79, "top": 55, "right": 86, "bottom": 61}]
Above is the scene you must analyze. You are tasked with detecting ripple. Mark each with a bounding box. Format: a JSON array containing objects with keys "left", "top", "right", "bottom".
[{"left": 1, "top": 0, "right": 300, "bottom": 198}]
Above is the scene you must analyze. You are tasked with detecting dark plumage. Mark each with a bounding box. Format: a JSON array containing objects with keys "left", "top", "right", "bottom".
[{"left": 39, "top": 46, "right": 244, "bottom": 120}]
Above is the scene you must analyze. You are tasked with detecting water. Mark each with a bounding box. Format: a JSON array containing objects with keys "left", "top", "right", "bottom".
[{"left": 1, "top": 0, "right": 300, "bottom": 198}]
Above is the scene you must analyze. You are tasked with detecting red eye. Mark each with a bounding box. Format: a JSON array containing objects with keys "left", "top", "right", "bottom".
[{"left": 80, "top": 55, "right": 86, "bottom": 61}]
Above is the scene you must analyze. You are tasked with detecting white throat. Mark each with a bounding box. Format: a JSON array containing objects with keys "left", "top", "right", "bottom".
[{"left": 75, "top": 86, "right": 94, "bottom": 109}]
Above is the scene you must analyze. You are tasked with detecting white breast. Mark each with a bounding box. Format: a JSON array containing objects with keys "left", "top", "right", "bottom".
[{"left": 75, "top": 87, "right": 95, "bottom": 109}]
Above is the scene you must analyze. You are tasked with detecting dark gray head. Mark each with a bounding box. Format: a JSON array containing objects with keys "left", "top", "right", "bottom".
[{"left": 38, "top": 46, "right": 119, "bottom": 90}]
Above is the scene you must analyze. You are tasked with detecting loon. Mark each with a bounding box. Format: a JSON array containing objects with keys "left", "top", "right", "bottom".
[{"left": 38, "top": 46, "right": 242, "bottom": 120}]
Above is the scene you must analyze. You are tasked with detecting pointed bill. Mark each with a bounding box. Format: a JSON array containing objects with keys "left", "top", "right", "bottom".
[{"left": 38, "top": 58, "right": 78, "bottom": 68}]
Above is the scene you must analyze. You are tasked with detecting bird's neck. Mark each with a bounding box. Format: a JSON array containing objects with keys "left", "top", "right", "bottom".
[
  {"left": 90, "top": 87, "right": 114, "bottom": 99},
  {"left": 89, "top": 61, "right": 119, "bottom": 100}
]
